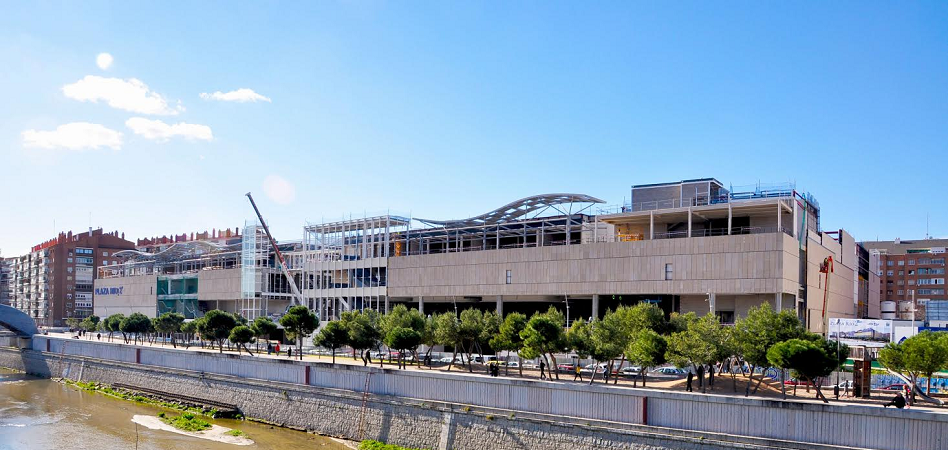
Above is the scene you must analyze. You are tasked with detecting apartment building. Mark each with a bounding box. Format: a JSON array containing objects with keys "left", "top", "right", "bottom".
[
  {"left": 12, "top": 229, "right": 135, "bottom": 327},
  {"left": 860, "top": 238, "right": 948, "bottom": 320},
  {"left": 0, "top": 257, "right": 13, "bottom": 306}
]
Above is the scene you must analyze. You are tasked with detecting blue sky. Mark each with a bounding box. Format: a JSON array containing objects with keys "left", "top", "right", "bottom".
[{"left": 1, "top": 2, "right": 946, "bottom": 255}]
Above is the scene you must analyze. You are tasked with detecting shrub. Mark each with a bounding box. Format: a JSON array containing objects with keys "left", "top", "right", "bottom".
[{"left": 358, "top": 440, "right": 424, "bottom": 450}]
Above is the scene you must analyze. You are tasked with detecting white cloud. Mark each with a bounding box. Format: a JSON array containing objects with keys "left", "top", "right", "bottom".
[
  {"left": 62, "top": 75, "right": 182, "bottom": 115},
  {"left": 263, "top": 175, "right": 296, "bottom": 205},
  {"left": 22, "top": 122, "right": 123, "bottom": 150},
  {"left": 200, "top": 88, "right": 271, "bottom": 103},
  {"left": 125, "top": 117, "right": 213, "bottom": 142},
  {"left": 96, "top": 53, "right": 113, "bottom": 70}
]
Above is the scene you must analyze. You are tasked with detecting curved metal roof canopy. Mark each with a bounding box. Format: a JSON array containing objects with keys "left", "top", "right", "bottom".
[
  {"left": 416, "top": 193, "right": 605, "bottom": 228},
  {"left": 112, "top": 240, "right": 240, "bottom": 263}
]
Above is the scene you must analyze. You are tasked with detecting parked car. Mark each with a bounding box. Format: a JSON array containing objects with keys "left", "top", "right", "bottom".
[
  {"left": 437, "top": 357, "right": 454, "bottom": 364},
  {"left": 620, "top": 366, "right": 642, "bottom": 375},
  {"left": 651, "top": 367, "right": 686, "bottom": 375},
  {"left": 557, "top": 363, "right": 576, "bottom": 372},
  {"left": 783, "top": 378, "right": 805, "bottom": 385},
  {"left": 582, "top": 363, "right": 608, "bottom": 374},
  {"left": 505, "top": 361, "right": 520, "bottom": 368},
  {"left": 522, "top": 362, "right": 539, "bottom": 369},
  {"left": 836, "top": 381, "right": 853, "bottom": 389},
  {"left": 880, "top": 383, "right": 910, "bottom": 391}
]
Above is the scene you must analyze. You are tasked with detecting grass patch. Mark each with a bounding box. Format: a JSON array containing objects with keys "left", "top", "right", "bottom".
[
  {"left": 61, "top": 379, "right": 219, "bottom": 418},
  {"left": 161, "top": 412, "right": 212, "bottom": 432},
  {"left": 359, "top": 440, "right": 425, "bottom": 450},
  {"left": 226, "top": 429, "right": 247, "bottom": 437}
]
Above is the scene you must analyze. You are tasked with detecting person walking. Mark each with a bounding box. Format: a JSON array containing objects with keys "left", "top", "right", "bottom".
[
  {"left": 686, "top": 371, "right": 694, "bottom": 392},
  {"left": 267, "top": 342, "right": 272, "bottom": 355},
  {"left": 287, "top": 347, "right": 293, "bottom": 359},
  {"left": 573, "top": 364, "right": 583, "bottom": 381},
  {"left": 696, "top": 365, "right": 705, "bottom": 391},
  {"left": 96, "top": 333, "right": 101, "bottom": 341},
  {"left": 708, "top": 365, "right": 715, "bottom": 388},
  {"left": 539, "top": 360, "right": 547, "bottom": 380}
]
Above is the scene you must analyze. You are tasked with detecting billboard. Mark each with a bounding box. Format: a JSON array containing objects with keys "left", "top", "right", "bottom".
[{"left": 828, "top": 318, "right": 892, "bottom": 347}]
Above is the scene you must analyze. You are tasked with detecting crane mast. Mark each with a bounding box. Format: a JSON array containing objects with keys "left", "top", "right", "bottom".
[{"left": 245, "top": 192, "right": 303, "bottom": 306}]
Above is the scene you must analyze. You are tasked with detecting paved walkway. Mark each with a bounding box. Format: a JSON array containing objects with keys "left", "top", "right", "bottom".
[{"left": 45, "top": 331, "right": 948, "bottom": 413}]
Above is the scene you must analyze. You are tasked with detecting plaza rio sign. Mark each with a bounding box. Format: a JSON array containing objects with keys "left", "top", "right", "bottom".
[{"left": 94, "top": 287, "right": 124, "bottom": 296}]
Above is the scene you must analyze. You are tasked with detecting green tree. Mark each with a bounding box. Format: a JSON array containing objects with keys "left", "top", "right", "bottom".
[
  {"left": 457, "top": 309, "right": 486, "bottom": 372},
  {"left": 199, "top": 310, "right": 238, "bottom": 353},
  {"left": 119, "top": 313, "right": 153, "bottom": 345},
  {"left": 280, "top": 305, "right": 318, "bottom": 360},
  {"left": 626, "top": 329, "right": 667, "bottom": 387},
  {"left": 180, "top": 320, "right": 198, "bottom": 348},
  {"left": 589, "top": 310, "right": 631, "bottom": 384},
  {"left": 767, "top": 336, "right": 848, "bottom": 403},
  {"left": 434, "top": 312, "right": 462, "bottom": 371},
  {"left": 314, "top": 320, "right": 349, "bottom": 364},
  {"left": 342, "top": 309, "right": 382, "bottom": 366},
  {"left": 419, "top": 314, "right": 438, "bottom": 368},
  {"left": 665, "top": 312, "right": 726, "bottom": 393},
  {"left": 520, "top": 307, "right": 567, "bottom": 380},
  {"left": 490, "top": 312, "right": 527, "bottom": 376},
  {"left": 154, "top": 312, "right": 185, "bottom": 348},
  {"left": 379, "top": 305, "right": 426, "bottom": 368},
  {"left": 104, "top": 314, "right": 125, "bottom": 342},
  {"left": 229, "top": 325, "right": 256, "bottom": 356},
  {"left": 880, "top": 331, "right": 948, "bottom": 397},
  {"left": 733, "top": 304, "right": 807, "bottom": 397},
  {"left": 622, "top": 303, "right": 666, "bottom": 335},
  {"left": 66, "top": 318, "right": 81, "bottom": 331},
  {"left": 251, "top": 317, "right": 278, "bottom": 352},
  {"left": 79, "top": 315, "right": 100, "bottom": 337}
]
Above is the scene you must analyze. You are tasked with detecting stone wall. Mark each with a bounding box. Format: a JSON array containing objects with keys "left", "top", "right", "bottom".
[{"left": 0, "top": 348, "right": 802, "bottom": 450}]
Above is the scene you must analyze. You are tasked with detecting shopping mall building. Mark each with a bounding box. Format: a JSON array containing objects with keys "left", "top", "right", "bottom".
[{"left": 95, "top": 178, "right": 878, "bottom": 333}]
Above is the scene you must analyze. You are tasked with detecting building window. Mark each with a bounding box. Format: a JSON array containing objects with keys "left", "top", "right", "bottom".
[
  {"left": 909, "top": 270, "right": 915, "bottom": 275},
  {"left": 935, "top": 258, "right": 946, "bottom": 265},
  {"left": 909, "top": 260, "right": 915, "bottom": 265},
  {"left": 102, "top": 251, "right": 109, "bottom": 257},
  {"left": 66, "top": 267, "right": 73, "bottom": 273},
  {"left": 715, "top": 311, "right": 735, "bottom": 324},
  {"left": 897, "top": 280, "right": 904, "bottom": 285},
  {"left": 505, "top": 270, "right": 512, "bottom": 284},
  {"left": 665, "top": 263, "right": 674, "bottom": 280},
  {"left": 898, "top": 271, "right": 904, "bottom": 276},
  {"left": 898, "top": 260, "right": 905, "bottom": 266},
  {"left": 67, "top": 257, "right": 73, "bottom": 263},
  {"left": 898, "top": 290, "right": 904, "bottom": 295},
  {"left": 887, "top": 270, "right": 894, "bottom": 276},
  {"left": 909, "top": 279, "right": 915, "bottom": 285},
  {"left": 887, "top": 261, "right": 893, "bottom": 266}
]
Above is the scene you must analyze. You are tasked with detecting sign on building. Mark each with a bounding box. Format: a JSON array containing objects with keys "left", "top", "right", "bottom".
[{"left": 828, "top": 318, "right": 893, "bottom": 347}]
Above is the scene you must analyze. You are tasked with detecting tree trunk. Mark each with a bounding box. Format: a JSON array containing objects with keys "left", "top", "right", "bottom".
[
  {"left": 642, "top": 368, "right": 648, "bottom": 387},
  {"left": 613, "top": 355, "right": 626, "bottom": 385},
  {"left": 588, "top": 361, "right": 599, "bottom": 386},
  {"left": 332, "top": 348, "right": 336, "bottom": 364},
  {"left": 447, "top": 346, "right": 458, "bottom": 372},
  {"left": 744, "top": 365, "right": 756, "bottom": 396},
  {"left": 549, "top": 353, "right": 560, "bottom": 380},
  {"left": 518, "top": 354, "right": 523, "bottom": 377},
  {"left": 752, "top": 373, "right": 765, "bottom": 395},
  {"left": 813, "top": 378, "right": 828, "bottom": 403}
]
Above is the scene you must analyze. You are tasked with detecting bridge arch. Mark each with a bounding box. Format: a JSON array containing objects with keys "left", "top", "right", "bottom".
[{"left": 0, "top": 304, "right": 39, "bottom": 337}]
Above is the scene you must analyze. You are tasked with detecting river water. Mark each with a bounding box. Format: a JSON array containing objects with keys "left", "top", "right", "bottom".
[{"left": 0, "top": 369, "right": 350, "bottom": 450}]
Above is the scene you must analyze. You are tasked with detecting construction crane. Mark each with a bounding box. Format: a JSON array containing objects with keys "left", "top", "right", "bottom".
[
  {"left": 819, "top": 256, "right": 834, "bottom": 336},
  {"left": 245, "top": 192, "right": 303, "bottom": 306}
]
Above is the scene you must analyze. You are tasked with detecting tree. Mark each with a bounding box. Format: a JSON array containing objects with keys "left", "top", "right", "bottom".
[
  {"left": 589, "top": 310, "right": 631, "bottom": 384},
  {"left": 566, "top": 317, "right": 593, "bottom": 376},
  {"left": 80, "top": 315, "right": 100, "bottom": 337},
  {"left": 314, "top": 320, "right": 349, "bottom": 364},
  {"left": 104, "top": 314, "right": 125, "bottom": 342},
  {"left": 665, "top": 312, "right": 725, "bottom": 392},
  {"left": 199, "top": 310, "right": 238, "bottom": 353},
  {"left": 434, "top": 312, "right": 462, "bottom": 371},
  {"left": 180, "top": 320, "right": 198, "bottom": 348},
  {"left": 520, "top": 307, "right": 567, "bottom": 380},
  {"left": 154, "top": 312, "right": 185, "bottom": 348},
  {"left": 880, "top": 331, "right": 948, "bottom": 398},
  {"left": 457, "top": 309, "right": 486, "bottom": 372},
  {"left": 626, "top": 329, "right": 667, "bottom": 387},
  {"left": 379, "top": 305, "right": 426, "bottom": 368},
  {"left": 229, "top": 325, "right": 256, "bottom": 355},
  {"left": 733, "top": 304, "right": 807, "bottom": 397},
  {"left": 280, "top": 305, "right": 318, "bottom": 360},
  {"left": 491, "top": 312, "right": 527, "bottom": 376},
  {"left": 419, "top": 314, "right": 438, "bottom": 368},
  {"left": 622, "top": 303, "right": 666, "bottom": 335},
  {"left": 66, "top": 318, "right": 81, "bottom": 331},
  {"left": 252, "top": 317, "right": 278, "bottom": 351},
  {"left": 119, "top": 313, "right": 153, "bottom": 345},
  {"left": 342, "top": 309, "right": 382, "bottom": 366},
  {"left": 767, "top": 336, "right": 848, "bottom": 403}
]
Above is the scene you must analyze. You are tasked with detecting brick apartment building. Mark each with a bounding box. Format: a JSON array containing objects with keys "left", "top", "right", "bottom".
[
  {"left": 860, "top": 238, "right": 947, "bottom": 320},
  {"left": 12, "top": 229, "right": 135, "bottom": 327}
]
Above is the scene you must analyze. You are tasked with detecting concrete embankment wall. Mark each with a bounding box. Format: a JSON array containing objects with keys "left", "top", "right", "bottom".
[{"left": 4, "top": 336, "right": 946, "bottom": 450}]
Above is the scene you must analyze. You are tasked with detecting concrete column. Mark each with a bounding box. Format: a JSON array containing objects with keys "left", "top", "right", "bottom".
[
  {"left": 776, "top": 202, "right": 782, "bottom": 233},
  {"left": 727, "top": 203, "right": 732, "bottom": 235},
  {"left": 496, "top": 296, "right": 503, "bottom": 317},
  {"left": 708, "top": 293, "right": 716, "bottom": 314},
  {"left": 687, "top": 207, "right": 693, "bottom": 238},
  {"left": 775, "top": 292, "right": 782, "bottom": 311},
  {"left": 649, "top": 211, "right": 654, "bottom": 240},
  {"left": 792, "top": 199, "right": 798, "bottom": 238},
  {"left": 416, "top": 296, "right": 424, "bottom": 315},
  {"left": 384, "top": 296, "right": 390, "bottom": 314},
  {"left": 591, "top": 294, "right": 600, "bottom": 320}
]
